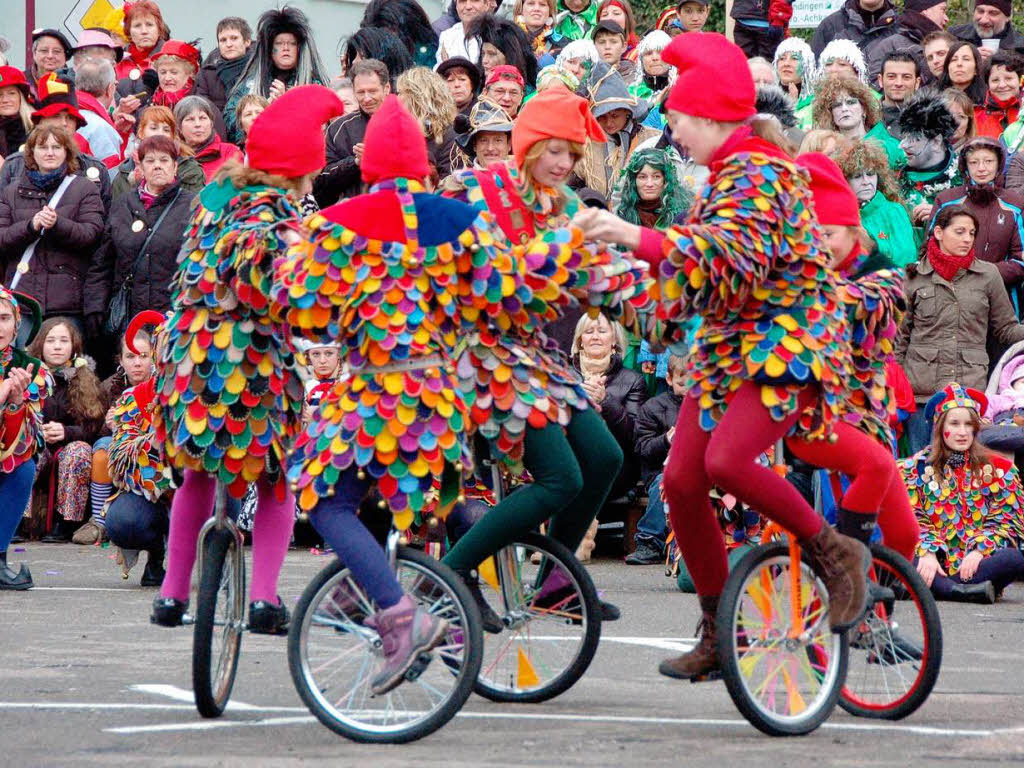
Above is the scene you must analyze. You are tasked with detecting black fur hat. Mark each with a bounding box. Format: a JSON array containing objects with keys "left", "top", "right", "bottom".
[
  {"left": 257, "top": 6, "right": 313, "bottom": 47},
  {"left": 755, "top": 85, "right": 797, "bottom": 129},
  {"left": 898, "top": 88, "right": 957, "bottom": 141},
  {"left": 467, "top": 13, "right": 538, "bottom": 88}
]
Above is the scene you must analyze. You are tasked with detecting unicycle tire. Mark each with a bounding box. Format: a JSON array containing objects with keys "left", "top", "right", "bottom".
[
  {"left": 717, "top": 542, "right": 849, "bottom": 737},
  {"left": 288, "top": 547, "right": 482, "bottom": 743},
  {"left": 192, "top": 526, "right": 245, "bottom": 718},
  {"left": 473, "top": 531, "right": 602, "bottom": 703},
  {"left": 839, "top": 543, "right": 942, "bottom": 720}
]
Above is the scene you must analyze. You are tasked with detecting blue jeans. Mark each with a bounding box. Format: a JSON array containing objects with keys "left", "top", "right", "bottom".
[
  {"left": 105, "top": 491, "right": 169, "bottom": 554},
  {"left": 635, "top": 474, "right": 667, "bottom": 550},
  {"left": 902, "top": 408, "right": 932, "bottom": 456},
  {"left": 0, "top": 459, "right": 36, "bottom": 551}
]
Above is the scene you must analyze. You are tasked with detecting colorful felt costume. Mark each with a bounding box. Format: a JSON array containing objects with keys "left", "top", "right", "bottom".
[
  {"left": 108, "top": 385, "right": 170, "bottom": 504},
  {"left": 0, "top": 345, "right": 48, "bottom": 473}
]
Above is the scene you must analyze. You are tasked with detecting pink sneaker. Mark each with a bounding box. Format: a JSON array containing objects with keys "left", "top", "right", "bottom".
[{"left": 365, "top": 595, "right": 449, "bottom": 696}]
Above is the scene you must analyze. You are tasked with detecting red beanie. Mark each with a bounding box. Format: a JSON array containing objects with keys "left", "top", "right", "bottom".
[
  {"left": 511, "top": 85, "right": 605, "bottom": 169},
  {"left": 662, "top": 33, "right": 755, "bottom": 122},
  {"left": 796, "top": 152, "right": 860, "bottom": 227},
  {"left": 247, "top": 85, "right": 344, "bottom": 178},
  {"left": 361, "top": 95, "right": 431, "bottom": 185}
]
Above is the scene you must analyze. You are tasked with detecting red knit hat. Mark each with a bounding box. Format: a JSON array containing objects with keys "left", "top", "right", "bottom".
[
  {"left": 151, "top": 40, "right": 201, "bottom": 71},
  {"left": 662, "top": 32, "right": 755, "bottom": 122},
  {"left": 361, "top": 95, "right": 431, "bottom": 185},
  {"left": 511, "top": 85, "right": 605, "bottom": 169},
  {"left": 247, "top": 85, "right": 344, "bottom": 178},
  {"left": 796, "top": 152, "right": 860, "bottom": 227}
]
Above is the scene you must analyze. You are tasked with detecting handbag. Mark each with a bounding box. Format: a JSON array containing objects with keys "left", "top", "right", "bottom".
[{"left": 105, "top": 188, "right": 182, "bottom": 337}]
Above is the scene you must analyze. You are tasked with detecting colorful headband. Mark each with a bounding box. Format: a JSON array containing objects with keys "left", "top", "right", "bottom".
[{"left": 936, "top": 382, "right": 987, "bottom": 417}]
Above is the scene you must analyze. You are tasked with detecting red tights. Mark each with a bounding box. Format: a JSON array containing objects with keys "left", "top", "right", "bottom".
[
  {"left": 662, "top": 381, "right": 823, "bottom": 597},
  {"left": 787, "top": 422, "right": 918, "bottom": 562}
]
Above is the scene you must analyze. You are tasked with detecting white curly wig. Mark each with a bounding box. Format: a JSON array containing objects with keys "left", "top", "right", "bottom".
[{"left": 817, "top": 38, "right": 868, "bottom": 83}]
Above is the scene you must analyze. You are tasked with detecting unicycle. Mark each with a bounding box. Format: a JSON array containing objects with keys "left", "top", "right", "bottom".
[
  {"left": 187, "top": 481, "right": 246, "bottom": 718},
  {"left": 288, "top": 529, "right": 483, "bottom": 743},
  {"left": 469, "top": 447, "right": 602, "bottom": 703},
  {"left": 840, "top": 543, "right": 942, "bottom": 720},
  {"left": 716, "top": 521, "right": 849, "bottom": 736}
]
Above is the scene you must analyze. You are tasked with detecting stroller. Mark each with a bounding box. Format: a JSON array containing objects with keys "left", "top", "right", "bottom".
[{"left": 979, "top": 340, "right": 1024, "bottom": 470}]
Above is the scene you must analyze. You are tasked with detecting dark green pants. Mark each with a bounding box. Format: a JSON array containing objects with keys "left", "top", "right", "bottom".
[{"left": 443, "top": 408, "right": 623, "bottom": 573}]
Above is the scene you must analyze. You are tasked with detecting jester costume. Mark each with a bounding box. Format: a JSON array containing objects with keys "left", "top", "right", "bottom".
[
  {"left": 0, "top": 286, "right": 48, "bottom": 590},
  {"left": 900, "top": 385, "right": 1024, "bottom": 600},
  {"left": 152, "top": 86, "right": 345, "bottom": 630},
  {"left": 783, "top": 153, "right": 919, "bottom": 564},
  {"left": 437, "top": 89, "right": 647, "bottom": 618}
]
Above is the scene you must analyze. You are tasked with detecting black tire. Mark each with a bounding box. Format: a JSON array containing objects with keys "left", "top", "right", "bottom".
[
  {"left": 839, "top": 543, "right": 942, "bottom": 720},
  {"left": 473, "top": 531, "right": 602, "bottom": 703},
  {"left": 718, "top": 542, "right": 849, "bottom": 737},
  {"left": 192, "top": 527, "right": 244, "bottom": 719},
  {"left": 288, "top": 546, "right": 482, "bottom": 744}
]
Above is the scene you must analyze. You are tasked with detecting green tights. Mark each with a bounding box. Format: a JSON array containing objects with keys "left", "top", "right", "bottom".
[{"left": 443, "top": 408, "right": 624, "bottom": 573}]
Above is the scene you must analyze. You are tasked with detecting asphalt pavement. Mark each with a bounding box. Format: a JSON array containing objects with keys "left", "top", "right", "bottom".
[{"left": 2, "top": 541, "right": 1024, "bottom": 767}]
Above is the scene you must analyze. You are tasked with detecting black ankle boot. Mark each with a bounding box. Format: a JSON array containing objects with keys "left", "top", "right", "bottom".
[
  {"left": 140, "top": 551, "right": 166, "bottom": 588},
  {"left": 456, "top": 568, "right": 504, "bottom": 634},
  {"left": 249, "top": 598, "right": 290, "bottom": 635},
  {"left": 41, "top": 519, "right": 74, "bottom": 543},
  {"left": 0, "top": 551, "right": 33, "bottom": 590},
  {"left": 945, "top": 581, "right": 996, "bottom": 604}
]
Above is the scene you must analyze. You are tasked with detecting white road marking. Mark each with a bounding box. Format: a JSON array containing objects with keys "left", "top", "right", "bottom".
[
  {"left": 31, "top": 587, "right": 139, "bottom": 592},
  {"left": 106, "top": 716, "right": 316, "bottom": 734},
  {"left": 129, "top": 684, "right": 261, "bottom": 711}
]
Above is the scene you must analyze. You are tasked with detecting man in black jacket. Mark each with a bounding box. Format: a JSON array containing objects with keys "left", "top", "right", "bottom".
[
  {"left": 811, "top": 0, "right": 899, "bottom": 56},
  {"left": 313, "top": 59, "right": 390, "bottom": 207},
  {"left": 625, "top": 355, "right": 685, "bottom": 565},
  {"left": 950, "top": 0, "right": 1024, "bottom": 58}
]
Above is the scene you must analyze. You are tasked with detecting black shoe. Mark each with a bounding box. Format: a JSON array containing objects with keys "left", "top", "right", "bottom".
[
  {"left": 41, "top": 520, "right": 74, "bottom": 543},
  {"left": 868, "top": 628, "right": 924, "bottom": 665},
  {"left": 0, "top": 552, "right": 33, "bottom": 590},
  {"left": 249, "top": 598, "right": 289, "bottom": 635},
  {"left": 532, "top": 577, "right": 617, "bottom": 625},
  {"left": 600, "top": 600, "right": 621, "bottom": 621},
  {"left": 867, "top": 581, "right": 896, "bottom": 613},
  {"left": 625, "top": 540, "right": 664, "bottom": 565},
  {"left": 946, "top": 581, "right": 996, "bottom": 604},
  {"left": 151, "top": 597, "right": 187, "bottom": 627},
  {"left": 140, "top": 552, "right": 166, "bottom": 588},
  {"left": 456, "top": 569, "right": 503, "bottom": 634}
]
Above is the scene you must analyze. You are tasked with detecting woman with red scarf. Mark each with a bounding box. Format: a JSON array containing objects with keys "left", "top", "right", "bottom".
[
  {"left": 897, "top": 206, "right": 1024, "bottom": 453},
  {"left": 974, "top": 51, "right": 1022, "bottom": 139}
]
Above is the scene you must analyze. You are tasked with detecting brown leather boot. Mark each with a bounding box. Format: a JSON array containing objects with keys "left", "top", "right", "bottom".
[
  {"left": 658, "top": 595, "right": 720, "bottom": 679},
  {"left": 799, "top": 524, "right": 871, "bottom": 633}
]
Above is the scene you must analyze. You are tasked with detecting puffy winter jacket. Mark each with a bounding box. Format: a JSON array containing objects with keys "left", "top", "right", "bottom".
[
  {"left": 0, "top": 151, "right": 112, "bottom": 213},
  {"left": 950, "top": 22, "right": 1024, "bottom": 56},
  {"left": 83, "top": 182, "right": 196, "bottom": 320},
  {"left": 864, "top": 10, "right": 941, "bottom": 81},
  {"left": 314, "top": 111, "right": 370, "bottom": 207},
  {"left": 0, "top": 171, "right": 104, "bottom": 316},
  {"left": 810, "top": 0, "right": 898, "bottom": 57},
  {"left": 634, "top": 390, "right": 682, "bottom": 485}
]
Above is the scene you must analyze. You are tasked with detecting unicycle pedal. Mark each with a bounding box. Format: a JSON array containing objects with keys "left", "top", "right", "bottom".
[
  {"left": 689, "top": 669, "right": 722, "bottom": 683},
  {"left": 405, "top": 652, "right": 434, "bottom": 682}
]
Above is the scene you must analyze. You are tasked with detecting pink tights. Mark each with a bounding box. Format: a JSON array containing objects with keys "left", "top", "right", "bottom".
[{"left": 160, "top": 470, "right": 295, "bottom": 604}]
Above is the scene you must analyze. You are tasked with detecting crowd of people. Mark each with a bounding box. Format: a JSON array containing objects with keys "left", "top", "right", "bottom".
[{"left": 1, "top": 0, "right": 1024, "bottom": 688}]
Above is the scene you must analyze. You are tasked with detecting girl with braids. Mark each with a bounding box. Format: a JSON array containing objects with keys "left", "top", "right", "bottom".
[
  {"left": 223, "top": 6, "right": 328, "bottom": 144},
  {"left": 0, "top": 287, "right": 46, "bottom": 589},
  {"left": 612, "top": 147, "right": 692, "bottom": 230},
  {"left": 836, "top": 139, "right": 918, "bottom": 268},
  {"left": 27, "top": 318, "right": 105, "bottom": 542},
  {"left": 575, "top": 33, "right": 869, "bottom": 680}
]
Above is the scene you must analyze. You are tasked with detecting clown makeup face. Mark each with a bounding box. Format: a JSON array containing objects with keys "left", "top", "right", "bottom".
[
  {"left": 776, "top": 51, "right": 802, "bottom": 85},
  {"left": 0, "top": 301, "right": 17, "bottom": 351},
  {"left": 941, "top": 407, "right": 975, "bottom": 451},
  {"left": 848, "top": 172, "right": 878, "bottom": 203},
  {"left": 900, "top": 132, "right": 946, "bottom": 169},
  {"left": 831, "top": 93, "right": 865, "bottom": 134},
  {"left": 635, "top": 164, "right": 665, "bottom": 202},
  {"left": 966, "top": 147, "right": 1000, "bottom": 184},
  {"left": 641, "top": 47, "right": 668, "bottom": 77}
]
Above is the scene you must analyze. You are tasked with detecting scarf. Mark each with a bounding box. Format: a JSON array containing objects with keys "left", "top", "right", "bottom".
[
  {"left": 216, "top": 52, "right": 251, "bottom": 90},
  {"left": 927, "top": 235, "right": 975, "bottom": 281},
  {"left": 635, "top": 197, "right": 661, "bottom": 229},
  {"left": 946, "top": 450, "right": 966, "bottom": 470},
  {"left": 979, "top": 91, "right": 1020, "bottom": 132},
  {"left": 0, "top": 345, "right": 12, "bottom": 373},
  {"left": 26, "top": 165, "right": 68, "bottom": 192},
  {"left": 152, "top": 81, "right": 195, "bottom": 109},
  {"left": 642, "top": 72, "right": 670, "bottom": 93},
  {"left": 966, "top": 178, "right": 998, "bottom": 205},
  {"left": 517, "top": 17, "right": 554, "bottom": 56},
  {"left": 578, "top": 348, "right": 612, "bottom": 379},
  {"left": 138, "top": 182, "right": 158, "bottom": 209}
]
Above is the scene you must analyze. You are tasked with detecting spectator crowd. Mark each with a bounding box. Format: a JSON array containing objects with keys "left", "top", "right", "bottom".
[{"left": 1, "top": 0, "right": 1024, "bottom": 603}]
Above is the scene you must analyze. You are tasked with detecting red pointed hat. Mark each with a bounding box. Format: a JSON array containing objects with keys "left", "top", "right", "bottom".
[
  {"left": 247, "top": 85, "right": 344, "bottom": 178},
  {"left": 662, "top": 32, "right": 755, "bottom": 122},
  {"left": 361, "top": 95, "right": 431, "bottom": 185},
  {"left": 796, "top": 152, "right": 860, "bottom": 227},
  {"left": 511, "top": 85, "right": 605, "bottom": 169}
]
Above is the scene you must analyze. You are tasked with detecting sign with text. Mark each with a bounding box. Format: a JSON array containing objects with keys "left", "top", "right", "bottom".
[{"left": 791, "top": 0, "right": 846, "bottom": 29}]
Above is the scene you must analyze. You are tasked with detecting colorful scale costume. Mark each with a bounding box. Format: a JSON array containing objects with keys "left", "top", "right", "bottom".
[
  {"left": 445, "top": 161, "right": 650, "bottom": 460},
  {"left": 274, "top": 177, "right": 571, "bottom": 528},
  {"left": 107, "top": 386, "right": 170, "bottom": 504},
  {"left": 154, "top": 180, "right": 306, "bottom": 498},
  {"left": 647, "top": 136, "right": 852, "bottom": 439},
  {"left": 0, "top": 345, "right": 47, "bottom": 473},
  {"left": 901, "top": 452, "right": 1024, "bottom": 571}
]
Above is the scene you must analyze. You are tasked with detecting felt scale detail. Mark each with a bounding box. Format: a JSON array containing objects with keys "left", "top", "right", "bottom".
[
  {"left": 154, "top": 182, "right": 306, "bottom": 499},
  {"left": 0, "top": 350, "right": 49, "bottom": 472},
  {"left": 274, "top": 177, "right": 551, "bottom": 526},
  {"left": 901, "top": 452, "right": 1024, "bottom": 571},
  {"left": 108, "top": 386, "right": 171, "bottom": 503},
  {"left": 647, "top": 151, "right": 852, "bottom": 440}
]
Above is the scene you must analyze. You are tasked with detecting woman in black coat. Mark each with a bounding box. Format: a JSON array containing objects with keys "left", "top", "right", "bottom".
[
  {"left": 84, "top": 134, "right": 195, "bottom": 342},
  {"left": 0, "top": 126, "right": 104, "bottom": 323}
]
